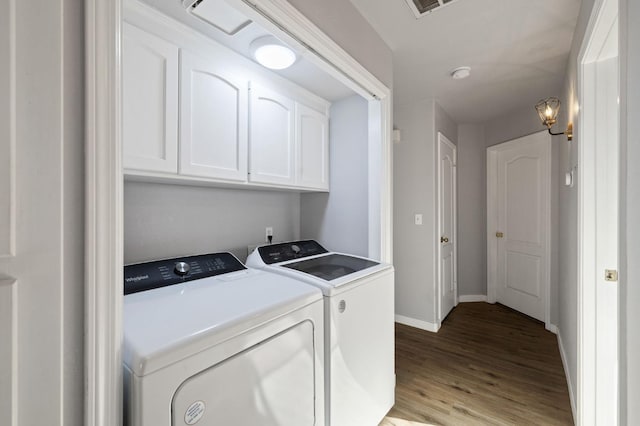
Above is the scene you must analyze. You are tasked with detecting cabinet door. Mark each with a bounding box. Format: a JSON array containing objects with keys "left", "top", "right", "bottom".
[
  {"left": 296, "top": 103, "right": 329, "bottom": 190},
  {"left": 249, "top": 84, "right": 296, "bottom": 186},
  {"left": 180, "top": 50, "right": 248, "bottom": 182},
  {"left": 122, "top": 23, "right": 179, "bottom": 173}
]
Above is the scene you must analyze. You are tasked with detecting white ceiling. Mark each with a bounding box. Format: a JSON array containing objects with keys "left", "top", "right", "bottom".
[{"left": 349, "top": 0, "right": 582, "bottom": 123}]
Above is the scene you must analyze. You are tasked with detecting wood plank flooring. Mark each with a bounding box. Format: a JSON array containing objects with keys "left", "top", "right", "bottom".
[{"left": 381, "top": 302, "right": 574, "bottom": 426}]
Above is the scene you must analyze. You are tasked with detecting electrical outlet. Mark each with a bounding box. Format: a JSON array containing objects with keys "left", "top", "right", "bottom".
[
  {"left": 265, "top": 227, "right": 273, "bottom": 243},
  {"left": 414, "top": 214, "right": 423, "bottom": 225}
]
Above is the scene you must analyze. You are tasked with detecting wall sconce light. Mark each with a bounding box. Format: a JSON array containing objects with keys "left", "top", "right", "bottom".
[{"left": 535, "top": 97, "right": 573, "bottom": 141}]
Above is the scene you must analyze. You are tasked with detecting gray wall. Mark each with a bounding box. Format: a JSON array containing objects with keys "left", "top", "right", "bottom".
[
  {"left": 300, "top": 95, "right": 370, "bottom": 256},
  {"left": 287, "top": 0, "right": 393, "bottom": 89},
  {"left": 456, "top": 124, "right": 486, "bottom": 296},
  {"left": 394, "top": 100, "right": 436, "bottom": 323},
  {"left": 435, "top": 101, "right": 458, "bottom": 144},
  {"left": 124, "top": 183, "right": 301, "bottom": 263},
  {"left": 393, "top": 99, "right": 458, "bottom": 325},
  {"left": 620, "top": 0, "right": 640, "bottom": 422},
  {"left": 555, "top": 0, "right": 596, "bottom": 406}
]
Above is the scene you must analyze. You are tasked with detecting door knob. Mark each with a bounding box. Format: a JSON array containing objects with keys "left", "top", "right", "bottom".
[
  {"left": 440, "top": 236, "right": 449, "bottom": 243},
  {"left": 496, "top": 232, "right": 504, "bottom": 238}
]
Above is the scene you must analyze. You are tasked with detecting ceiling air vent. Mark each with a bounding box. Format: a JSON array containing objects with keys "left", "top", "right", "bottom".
[{"left": 404, "top": 0, "right": 457, "bottom": 18}]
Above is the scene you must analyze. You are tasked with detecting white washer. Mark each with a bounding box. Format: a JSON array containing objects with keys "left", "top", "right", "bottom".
[
  {"left": 246, "top": 240, "right": 395, "bottom": 426},
  {"left": 123, "top": 252, "right": 325, "bottom": 426}
]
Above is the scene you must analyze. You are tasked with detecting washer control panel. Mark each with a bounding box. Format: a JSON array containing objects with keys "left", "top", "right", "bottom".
[
  {"left": 258, "top": 240, "right": 328, "bottom": 265},
  {"left": 124, "top": 252, "right": 246, "bottom": 295}
]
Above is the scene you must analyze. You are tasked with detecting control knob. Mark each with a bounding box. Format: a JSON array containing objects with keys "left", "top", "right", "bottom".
[{"left": 174, "top": 261, "right": 191, "bottom": 276}]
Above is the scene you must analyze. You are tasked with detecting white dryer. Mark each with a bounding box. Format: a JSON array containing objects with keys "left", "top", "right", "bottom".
[
  {"left": 246, "top": 240, "right": 395, "bottom": 426},
  {"left": 123, "top": 252, "right": 325, "bottom": 426}
]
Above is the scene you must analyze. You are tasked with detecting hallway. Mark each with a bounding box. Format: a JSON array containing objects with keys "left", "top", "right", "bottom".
[{"left": 384, "top": 303, "right": 573, "bottom": 425}]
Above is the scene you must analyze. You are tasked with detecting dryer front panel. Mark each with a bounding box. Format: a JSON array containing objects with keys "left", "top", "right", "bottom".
[{"left": 172, "top": 320, "right": 317, "bottom": 426}]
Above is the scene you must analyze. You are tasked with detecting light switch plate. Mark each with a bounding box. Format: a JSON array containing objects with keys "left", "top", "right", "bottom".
[{"left": 414, "top": 214, "right": 423, "bottom": 225}]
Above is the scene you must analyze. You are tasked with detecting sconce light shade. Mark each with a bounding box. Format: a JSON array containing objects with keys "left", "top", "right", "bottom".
[
  {"left": 535, "top": 97, "right": 561, "bottom": 128},
  {"left": 534, "top": 96, "right": 572, "bottom": 141}
]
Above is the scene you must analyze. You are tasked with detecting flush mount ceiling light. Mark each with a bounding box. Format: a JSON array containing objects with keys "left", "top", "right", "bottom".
[
  {"left": 250, "top": 36, "right": 297, "bottom": 70},
  {"left": 535, "top": 97, "right": 573, "bottom": 141},
  {"left": 450, "top": 66, "right": 471, "bottom": 80}
]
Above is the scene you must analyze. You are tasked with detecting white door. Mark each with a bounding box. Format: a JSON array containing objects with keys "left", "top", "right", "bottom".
[
  {"left": 438, "top": 133, "right": 457, "bottom": 322},
  {"left": 488, "top": 131, "right": 550, "bottom": 322},
  {"left": 122, "top": 23, "right": 179, "bottom": 174},
  {"left": 249, "top": 84, "right": 295, "bottom": 186},
  {"left": 180, "top": 49, "right": 248, "bottom": 182},
  {"left": 296, "top": 102, "right": 329, "bottom": 190}
]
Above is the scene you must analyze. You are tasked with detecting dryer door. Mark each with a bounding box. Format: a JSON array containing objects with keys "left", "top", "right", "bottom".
[{"left": 172, "top": 320, "right": 317, "bottom": 426}]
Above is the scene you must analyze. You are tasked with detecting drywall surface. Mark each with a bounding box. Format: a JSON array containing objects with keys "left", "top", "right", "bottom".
[
  {"left": 620, "top": 0, "right": 640, "bottom": 422},
  {"left": 300, "top": 95, "right": 369, "bottom": 256},
  {"left": 287, "top": 0, "right": 393, "bottom": 89},
  {"left": 484, "top": 104, "right": 545, "bottom": 147},
  {"left": 435, "top": 102, "right": 458, "bottom": 144},
  {"left": 556, "top": 0, "right": 597, "bottom": 410},
  {"left": 456, "top": 124, "right": 487, "bottom": 296},
  {"left": 124, "top": 182, "right": 301, "bottom": 263},
  {"left": 0, "top": 0, "right": 85, "bottom": 424},
  {"left": 393, "top": 99, "right": 437, "bottom": 324}
]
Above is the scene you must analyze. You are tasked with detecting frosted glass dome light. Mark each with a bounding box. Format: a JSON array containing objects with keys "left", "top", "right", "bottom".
[{"left": 250, "top": 36, "right": 297, "bottom": 70}]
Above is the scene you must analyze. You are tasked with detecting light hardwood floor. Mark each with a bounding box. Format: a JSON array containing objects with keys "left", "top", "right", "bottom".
[{"left": 381, "top": 302, "right": 574, "bottom": 426}]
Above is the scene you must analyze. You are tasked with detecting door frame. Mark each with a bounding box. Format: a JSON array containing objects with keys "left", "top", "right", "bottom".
[
  {"left": 436, "top": 132, "right": 458, "bottom": 325},
  {"left": 577, "top": 0, "right": 619, "bottom": 423},
  {"left": 486, "top": 131, "right": 552, "bottom": 329},
  {"left": 84, "top": 0, "right": 393, "bottom": 424}
]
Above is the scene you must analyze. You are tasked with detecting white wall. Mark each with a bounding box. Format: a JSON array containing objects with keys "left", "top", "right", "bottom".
[
  {"left": 124, "top": 183, "right": 301, "bottom": 263},
  {"left": 393, "top": 99, "right": 457, "bottom": 327},
  {"left": 286, "top": 0, "right": 393, "bottom": 89},
  {"left": 300, "top": 95, "right": 370, "bottom": 256},
  {"left": 0, "top": 0, "right": 85, "bottom": 424}
]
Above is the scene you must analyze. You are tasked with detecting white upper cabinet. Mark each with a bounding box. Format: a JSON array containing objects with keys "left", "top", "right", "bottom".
[
  {"left": 122, "top": 11, "right": 330, "bottom": 191},
  {"left": 248, "top": 84, "right": 296, "bottom": 186},
  {"left": 122, "top": 23, "right": 179, "bottom": 173},
  {"left": 180, "top": 50, "right": 248, "bottom": 182},
  {"left": 296, "top": 103, "right": 329, "bottom": 190}
]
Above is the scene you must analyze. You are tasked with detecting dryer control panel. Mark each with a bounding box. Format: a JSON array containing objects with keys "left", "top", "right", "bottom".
[
  {"left": 258, "top": 240, "right": 328, "bottom": 264},
  {"left": 124, "top": 252, "right": 246, "bottom": 295}
]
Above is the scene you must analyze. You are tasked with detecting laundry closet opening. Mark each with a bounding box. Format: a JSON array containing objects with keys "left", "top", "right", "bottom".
[{"left": 121, "top": 0, "right": 390, "bottom": 265}]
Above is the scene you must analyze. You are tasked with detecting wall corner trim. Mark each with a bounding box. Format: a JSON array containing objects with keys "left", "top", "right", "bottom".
[
  {"left": 458, "top": 295, "right": 488, "bottom": 303},
  {"left": 557, "top": 328, "right": 577, "bottom": 422},
  {"left": 395, "top": 315, "right": 440, "bottom": 333}
]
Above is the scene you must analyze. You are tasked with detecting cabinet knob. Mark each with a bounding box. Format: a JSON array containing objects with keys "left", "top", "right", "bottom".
[{"left": 440, "top": 236, "right": 449, "bottom": 243}]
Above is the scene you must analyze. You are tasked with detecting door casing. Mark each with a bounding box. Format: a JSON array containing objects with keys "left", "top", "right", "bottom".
[{"left": 577, "top": 0, "right": 620, "bottom": 423}]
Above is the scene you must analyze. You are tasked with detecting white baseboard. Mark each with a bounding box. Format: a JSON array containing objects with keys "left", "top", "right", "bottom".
[
  {"left": 557, "top": 328, "right": 577, "bottom": 421},
  {"left": 395, "top": 315, "right": 440, "bottom": 333},
  {"left": 545, "top": 323, "right": 558, "bottom": 334},
  {"left": 458, "top": 295, "right": 487, "bottom": 303}
]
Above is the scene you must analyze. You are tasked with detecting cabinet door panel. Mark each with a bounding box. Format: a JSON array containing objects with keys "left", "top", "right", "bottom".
[
  {"left": 180, "top": 50, "right": 248, "bottom": 182},
  {"left": 122, "top": 23, "right": 178, "bottom": 173},
  {"left": 249, "top": 85, "right": 295, "bottom": 186},
  {"left": 296, "top": 103, "right": 329, "bottom": 190}
]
